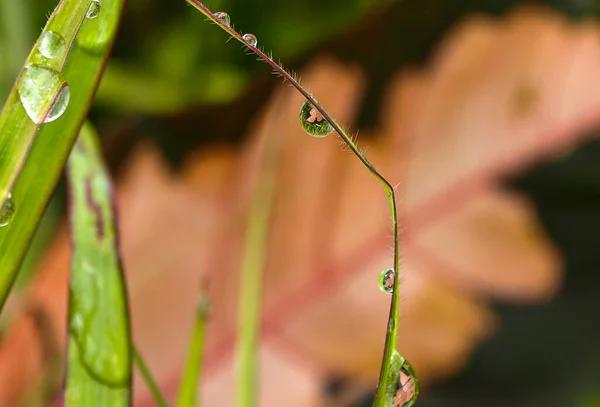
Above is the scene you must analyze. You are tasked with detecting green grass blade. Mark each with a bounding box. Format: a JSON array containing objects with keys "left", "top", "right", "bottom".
[
  {"left": 235, "top": 112, "right": 284, "bottom": 407},
  {"left": 0, "top": 0, "right": 125, "bottom": 311},
  {"left": 0, "top": 0, "right": 91, "bottom": 204},
  {"left": 64, "top": 122, "right": 131, "bottom": 406},
  {"left": 133, "top": 348, "right": 170, "bottom": 407},
  {"left": 175, "top": 289, "right": 210, "bottom": 407}
]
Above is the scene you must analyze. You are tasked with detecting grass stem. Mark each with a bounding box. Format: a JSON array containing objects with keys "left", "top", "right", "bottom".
[
  {"left": 134, "top": 347, "right": 170, "bottom": 407},
  {"left": 184, "top": 3, "right": 402, "bottom": 405}
]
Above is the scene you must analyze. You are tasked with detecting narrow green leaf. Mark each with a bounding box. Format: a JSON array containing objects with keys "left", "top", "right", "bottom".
[
  {"left": 175, "top": 290, "right": 210, "bottom": 407},
  {"left": 0, "top": 0, "right": 91, "bottom": 204},
  {"left": 133, "top": 348, "right": 170, "bottom": 407},
  {"left": 0, "top": 0, "right": 125, "bottom": 310},
  {"left": 235, "top": 107, "right": 284, "bottom": 407},
  {"left": 184, "top": 5, "right": 416, "bottom": 406},
  {"left": 64, "top": 123, "right": 131, "bottom": 406}
]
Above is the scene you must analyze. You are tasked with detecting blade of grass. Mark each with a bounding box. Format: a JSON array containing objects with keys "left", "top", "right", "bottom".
[
  {"left": 0, "top": 0, "right": 91, "bottom": 205},
  {"left": 235, "top": 95, "right": 285, "bottom": 407},
  {"left": 133, "top": 348, "right": 170, "bottom": 407},
  {"left": 183, "top": 4, "right": 411, "bottom": 406},
  {"left": 65, "top": 122, "right": 131, "bottom": 406},
  {"left": 175, "top": 286, "right": 210, "bottom": 407},
  {"left": 0, "top": 0, "right": 126, "bottom": 311}
]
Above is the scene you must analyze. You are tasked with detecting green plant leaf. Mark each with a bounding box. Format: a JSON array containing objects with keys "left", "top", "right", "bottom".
[
  {"left": 134, "top": 348, "right": 170, "bottom": 407},
  {"left": 175, "top": 288, "right": 210, "bottom": 407},
  {"left": 64, "top": 122, "right": 131, "bottom": 406},
  {"left": 0, "top": 0, "right": 125, "bottom": 310},
  {"left": 233, "top": 108, "right": 284, "bottom": 407}
]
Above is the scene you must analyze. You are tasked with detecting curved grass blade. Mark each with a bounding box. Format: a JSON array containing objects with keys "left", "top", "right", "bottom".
[
  {"left": 175, "top": 286, "right": 210, "bottom": 407},
  {"left": 185, "top": 3, "right": 412, "bottom": 406},
  {"left": 0, "top": 0, "right": 126, "bottom": 310},
  {"left": 65, "top": 123, "right": 131, "bottom": 406}
]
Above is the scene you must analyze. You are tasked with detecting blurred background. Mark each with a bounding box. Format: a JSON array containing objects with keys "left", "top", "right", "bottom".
[{"left": 1, "top": 0, "right": 600, "bottom": 406}]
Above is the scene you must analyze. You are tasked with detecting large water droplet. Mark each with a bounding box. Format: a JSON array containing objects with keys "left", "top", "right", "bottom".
[
  {"left": 0, "top": 194, "right": 15, "bottom": 228},
  {"left": 215, "top": 11, "right": 231, "bottom": 27},
  {"left": 299, "top": 100, "right": 334, "bottom": 138},
  {"left": 38, "top": 31, "right": 67, "bottom": 59},
  {"left": 242, "top": 33, "right": 257, "bottom": 47},
  {"left": 17, "top": 65, "right": 70, "bottom": 124},
  {"left": 393, "top": 357, "right": 419, "bottom": 407},
  {"left": 86, "top": 0, "right": 101, "bottom": 19},
  {"left": 379, "top": 268, "right": 395, "bottom": 294}
]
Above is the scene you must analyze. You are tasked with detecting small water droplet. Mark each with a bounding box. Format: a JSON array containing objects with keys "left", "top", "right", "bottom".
[
  {"left": 86, "top": 0, "right": 101, "bottom": 19},
  {"left": 393, "top": 358, "right": 419, "bottom": 407},
  {"left": 299, "top": 100, "right": 334, "bottom": 138},
  {"left": 242, "top": 33, "right": 257, "bottom": 47},
  {"left": 378, "top": 268, "right": 395, "bottom": 294},
  {"left": 38, "top": 31, "right": 67, "bottom": 59},
  {"left": 0, "top": 194, "right": 15, "bottom": 228},
  {"left": 17, "top": 65, "right": 70, "bottom": 124},
  {"left": 215, "top": 11, "right": 231, "bottom": 27}
]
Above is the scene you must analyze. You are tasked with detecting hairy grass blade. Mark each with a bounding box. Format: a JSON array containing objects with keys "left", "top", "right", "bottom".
[{"left": 64, "top": 123, "right": 131, "bottom": 406}]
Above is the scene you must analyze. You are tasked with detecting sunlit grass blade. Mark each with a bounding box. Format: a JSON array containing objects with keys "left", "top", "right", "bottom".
[
  {"left": 0, "top": 0, "right": 91, "bottom": 207},
  {"left": 133, "top": 348, "right": 170, "bottom": 407},
  {"left": 175, "top": 286, "right": 210, "bottom": 407},
  {"left": 64, "top": 123, "right": 131, "bottom": 406},
  {"left": 0, "top": 0, "right": 126, "bottom": 311}
]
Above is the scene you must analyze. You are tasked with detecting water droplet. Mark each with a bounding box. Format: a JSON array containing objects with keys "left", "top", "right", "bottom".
[
  {"left": 215, "top": 11, "right": 231, "bottom": 27},
  {"left": 86, "top": 0, "right": 101, "bottom": 19},
  {"left": 17, "top": 65, "right": 70, "bottom": 124},
  {"left": 299, "top": 100, "right": 334, "bottom": 138},
  {"left": 242, "top": 33, "right": 257, "bottom": 47},
  {"left": 0, "top": 194, "right": 15, "bottom": 228},
  {"left": 378, "top": 268, "right": 395, "bottom": 294},
  {"left": 393, "top": 357, "right": 419, "bottom": 407},
  {"left": 38, "top": 31, "right": 67, "bottom": 59},
  {"left": 46, "top": 85, "right": 70, "bottom": 123}
]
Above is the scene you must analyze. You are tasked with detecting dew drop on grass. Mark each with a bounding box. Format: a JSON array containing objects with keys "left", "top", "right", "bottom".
[
  {"left": 46, "top": 86, "right": 70, "bottom": 122},
  {"left": 299, "top": 100, "right": 334, "bottom": 138},
  {"left": 378, "top": 268, "right": 395, "bottom": 294},
  {"left": 0, "top": 194, "right": 15, "bottom": 228},
  {"left": 38, "top": 31, "right": 66, "bottom": 59},
  {"left": 17, "top": 65, "right": 71, "bottom": 124},
  {"left": 242, "top": 33, "right": 257, "bottom": 46},
  {"left": 215, "top": 11, "right": 231, "bottom": 27},
  {"left": 391, "top": 355, "right": 419, "bottom": 407},
  {"left": 86, "top": 0, "right": 101, "bottom": 19}
]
